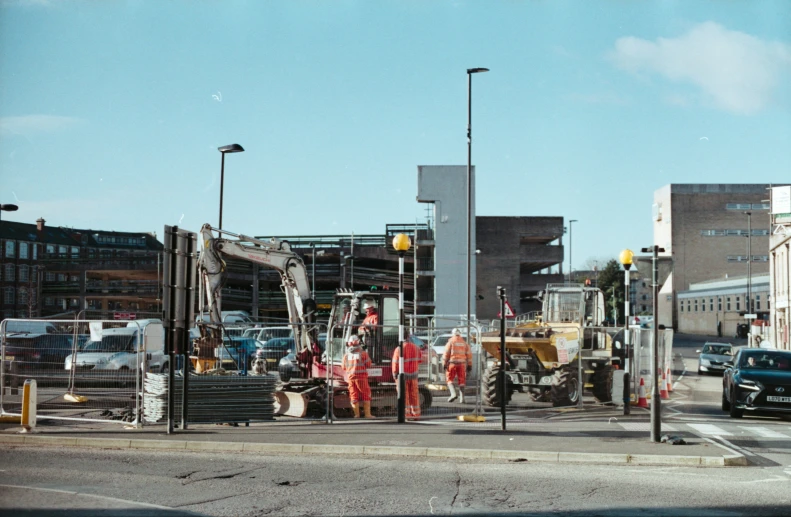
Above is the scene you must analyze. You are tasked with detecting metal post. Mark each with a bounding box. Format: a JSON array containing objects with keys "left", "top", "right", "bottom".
[
  {"left": 747, "top": 211, "right": 752, "bottom": 314},
  {"left": 310, "top": 243, "right": 316, "bottom": 299},
  {"left": 568, "top": 219, "right": 578, "bottom": 284},
  {"left": 397, "top": 251, "right": 406, "bottom": 423},
  {"left": 623, "top": 267, "right": 631, "bottom": 415},
  {"left": 648, "top": 245, "right": 664, "bottom": 442},
  {"left": 498, "top": 286, "right": 506, "bottom": 431},
  {"left": 219, "top": 152, "right": 225, "bottom": 229},
  {"left": 466, "top": 71, "right": 473, "bottom": 362}
]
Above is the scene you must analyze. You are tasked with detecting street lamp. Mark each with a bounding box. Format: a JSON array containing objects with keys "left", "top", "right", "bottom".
[
  {"left": 0, "top": 203, "right": 19, "bottom": 222},
  {"left": 619, "top": 249, "right": 634, "bottom": 416},
  {"left": 393, "top": 233, "right": 411, "bottom": 424},
  {"left": 217, "top": 143, "right": 245, "bottom": 229},
  {"left": 641, "top": 244, "right": 665, "bottom": 442},
  {"left": 309, "top": 242, "right": 316, "bottom": 299},
  {"left": 466, "top": 66, "right": 489, "bottom": 351},
  {"left": 744, "top": 211, "right": 753, "bottom": 322},
  {"left": 568, "top": 219, "right": 578, "bottom": 284}
]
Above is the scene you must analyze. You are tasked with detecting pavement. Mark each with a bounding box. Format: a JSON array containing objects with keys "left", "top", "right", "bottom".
[{"left": 0, "top": 406, "right": 747, "bottom": 468}]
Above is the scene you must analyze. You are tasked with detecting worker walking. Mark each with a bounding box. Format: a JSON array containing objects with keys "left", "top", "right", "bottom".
[
  {"left": 392, "top": 335, "right": 422, "bottom": 420},
  {"left": 443, "top": 328, "right": 472, "bottom": 403},
  {"left": 342, "top": 335, "right": 374, "bottom": 418}
]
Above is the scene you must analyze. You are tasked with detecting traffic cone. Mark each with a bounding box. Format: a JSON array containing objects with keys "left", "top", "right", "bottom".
[
  {"left": 666, "top": 367, "right": 673, "bottom": 393},
  {"left": 660, "top": 370, "right": 670, "bottom": 399},
  {"left": 636, "top": 378, "right": 649, "bottom": 408}
]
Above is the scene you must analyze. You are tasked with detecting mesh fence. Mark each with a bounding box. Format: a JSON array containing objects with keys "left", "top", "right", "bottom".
[{"left": 1, "top": 318, "right": 156, "bottom": 425}]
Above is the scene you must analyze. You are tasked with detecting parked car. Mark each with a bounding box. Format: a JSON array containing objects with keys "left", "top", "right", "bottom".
[
  {"left": 243, "top": 326, "right": 294, "bottom": 346},
  {"left": 722, "top": 348, "right": 791, "bottom": 418},
  {"left": 217, "top": 336, "right": 261, "bottom": 370},
  {"left": 64, "top": 320, "right": 167, "bottom": 373},
  {"left": 696, "top": 342, "right": 734, "bottom": 375},
  {"left": 3, "top": 332, "right": 75, "bottom": 372},
  {"left": 278, "top": 352, "right": 300, "bottom": 382},
  {"left": 258, "top": 337, "right": 297, "bottom": 368}
]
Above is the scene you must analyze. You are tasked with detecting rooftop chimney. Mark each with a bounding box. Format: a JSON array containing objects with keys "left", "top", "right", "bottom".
[{"left": 36, "top": 218, "right": 46, "bottom": 231}]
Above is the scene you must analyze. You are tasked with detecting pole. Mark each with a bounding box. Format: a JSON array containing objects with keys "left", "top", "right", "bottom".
[
  {"left": 397, "top": 251, "right": 406, "bottom": 423},
  {"left": 219, "top": 152, "right": 225, "bottom": 229},
  {"left": 623, "top": 266, "right": 631, "bottom": 415},
  {"left": 498, "top": 286, "right": 506, "bottom": 431},
  {"left": 310, "top": 243, "right": 316, "bottom": 299},
  {"left": 747, "top": 212, "right": 752, "bottom": 315},
  {"left": 466, "top": 70, "right": 473, "bottom": 361},
  {"left": 650, "top": 245, "right": 661, "bottom": 442}
]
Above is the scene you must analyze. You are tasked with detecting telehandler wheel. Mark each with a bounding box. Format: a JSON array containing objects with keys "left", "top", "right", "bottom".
[
  {"left": 551, "top": 365, "right": 579, "bottom": 407},
  {"left": 591, "top": 365, "right": 614, "bottom": 404},
  {"left": 419, "top": 386, "right": 433, "bottom": 411},
  {"left": 481, "top": 363, "right": 513, "bottom": 407}
]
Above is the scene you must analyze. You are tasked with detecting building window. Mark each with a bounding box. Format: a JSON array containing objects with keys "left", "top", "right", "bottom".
[
  {"left": 70, "top": 274, "right": 78, "bottom": 282},
  {"left": 19, "top": 242, "right": 28, "bottom": 259},
  {"left": 32, "top": 244, "right": 37, "bottom": 260},
  {"left": 710, "top": 298, "right": 714, "bottom": 311},
  {"left": 694, "top": 300, "right": 698, "bottom": 312},
  {"left": 4, "top": 264, "right": 14, "bottom": 281},
  {"left": 19, "top": 265, "right": 28, "bottom": 283},
  {"left": 727, "top": 297, "right": 731, "bottom": 311},
  {"left": 718, "top": 297, "right": 722, "bottom": 311},
  {"left": 751, "top": 255, "right": 769, "bottom": 262},
  {"left": 70, "top": 298, "right": 79, "bottom": 307},
  {"left": 44, "top": 297, "right": 54, "bottom": 306},
  {"left": 18, "top": 288, "right": 28, "bottom": 305},
  {"left": 641, "top": 305, "right": 647, "bottom": 312},
  {"left": 701, "top": 299, "right": 705, "bottom": 312},
  {"left": 58, "top": 246, "right": 67, "bottom": 256},
  {"left": 5, "top": 241, "right": 15, "bottom": 258},
  {"left": 55, "top": 298, "right": 65, "bottom": 309},
  {"left": 680, "top": 302, "right": 684, "bottom": 312},
  {"left": 727, "top": 255, "right": 749, "bottom": 262},
  {"left": 687, "top": 300, "right": 691, "bottom": 312},
  {"left": 57, "top": 274, "right": 66, "bottom": 282},
  {"left": 756, "top": 295, "right": 760, "bottom": 310},
  {"left": 3, "top": 288, "right": 14, "bottom": 304},
  {"left": 46, "top": 244, "right": 55, "bottom": 255},
  {"left": 752, "top": 203, "right": 770, "bottom": 210},
  {"left": 736, "top": 297, "right": 741, "bottom": 311},
  {"left": 45, "top": 272, "right": 56, "bottom": 282},
  {"left": 726, "top": 203, "right": 753, "bottom": 210},
  {"left": 71, "top": 246, "right": 79, "bottom": 257}
]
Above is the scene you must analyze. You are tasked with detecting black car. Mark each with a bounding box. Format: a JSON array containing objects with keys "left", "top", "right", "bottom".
[
  {"left": 257, "top": 337, "right": 296, "bottom": 368},
  {"left": 3, "top": 331, "right": 76, "bottom": 372},
  {"left": 722, "top": 348, "right": 791, "bottom": 418}
]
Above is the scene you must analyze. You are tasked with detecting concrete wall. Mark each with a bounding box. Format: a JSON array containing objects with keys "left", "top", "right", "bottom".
[{"left": 417, "top": 165, "right": 475, "bottom": 318}]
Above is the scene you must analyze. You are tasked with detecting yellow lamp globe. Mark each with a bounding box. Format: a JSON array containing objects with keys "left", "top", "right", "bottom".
[
  {"left": 392, "top": 233, "right": 411, "bottom": 252},
  {"left": 619, "top": 249, "right": 634, "bottom": 266}
]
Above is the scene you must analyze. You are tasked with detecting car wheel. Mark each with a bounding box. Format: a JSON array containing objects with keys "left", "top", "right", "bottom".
[
  {"left": 161, "top": 362, "right": 169, "bottom": 375},
  {"left": 280, "top": 371, "right": 291, "bottom": 382},
  {"left": 721, "top": 389, "right": 730, "bottom": 411},
  {"left": 728, "top": 389, "right": 743, "bottom": 418}
]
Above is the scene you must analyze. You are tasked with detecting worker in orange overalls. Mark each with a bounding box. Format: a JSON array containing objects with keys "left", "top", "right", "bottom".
[
  {"left": 357, "top": 300, "right": 379, "bottom": 351},
  {"left": 392, "top": 334, "right": 422, "bottom": 420},
  {"left": 443, "top": 328, "right": 472, "bottom": 403},
  {"left": 342, "top": 335, "right": 374, "bottom": 418}
]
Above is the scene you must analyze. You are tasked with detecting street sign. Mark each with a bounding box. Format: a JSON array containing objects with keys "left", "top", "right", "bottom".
[
  {"left": 113, "top": 312, "right": 137, "bottom": 320},
  {"left": 498, "top": 300, "right": 516, "bottom": 319},
  {"left": 744, "top": 314, "right": 757, "bottom": 320}
]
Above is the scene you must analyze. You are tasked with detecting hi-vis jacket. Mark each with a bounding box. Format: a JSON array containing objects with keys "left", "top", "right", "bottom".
[
  {"left": 443, "top": 335, "right": 472, "bottom": 366},
  {"left": 392, "top": 340, "right": 422, "bottom": 379},
  {"left": 342, "top": 346, "right": 372, "bottom": 380}
]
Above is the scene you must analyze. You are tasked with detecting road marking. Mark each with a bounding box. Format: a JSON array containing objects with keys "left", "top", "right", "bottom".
[
  {"left": 739, "top": 426, "right": 789, "bottom": 439},
  {"left": 618, "top": 422, "right": 677, "bottom": 432},
  {"left": 673, "top": 368, "right": 686, "bottom": 390},
  {"left": 688, "top": 423, "right": 732, "bottom": 436},
  {"left": 704, "top": 436, "right": 755, "bottom": 457}
]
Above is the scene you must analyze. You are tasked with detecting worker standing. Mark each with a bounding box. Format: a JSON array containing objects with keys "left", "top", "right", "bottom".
[
  {"left": 392, "top": 335, "right": 422, "bottom": 420},
  {"left": 342, "top": 335, "right": 374, "bottom": 418},
  {"left": 443, "top": 328, "right": 472, "bottom": 403}
]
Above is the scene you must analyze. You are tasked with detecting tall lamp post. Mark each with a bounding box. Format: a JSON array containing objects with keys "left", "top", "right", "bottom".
[
  {"left": 641, "top": 244, "right": 665, "bottom": 442},
  {"left": 309, "top": 242, "right": 316, "bottom": 299},
  {"left": 217, "top": 143, "right": 245, "bottom": 229},
  {"left": 568, "top": 219, "right": 578, "bottom": 284},
  {"left": 0, "top": 203, "right": 19, "bottom": 222},
  {"left": 745, "top": 211, "right": 753, "bottom": 325},
  {"left": 466, "top": 67, "right": 489, "bottom": 351},
  {"left": 393, "top": 233, "right": 411, "bottom": 423},
  {"left": 619, "top": 249, "right": 634, "bottom": 416}
]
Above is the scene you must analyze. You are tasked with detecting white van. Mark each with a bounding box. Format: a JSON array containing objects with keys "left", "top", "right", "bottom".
[{"left": 64, "top": 319, "right": 167, "bottom": 373}]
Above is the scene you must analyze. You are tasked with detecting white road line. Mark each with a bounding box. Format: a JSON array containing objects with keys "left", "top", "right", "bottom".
[
  {"left": 739, "top": 426, "right": 789, "bottom": 439},
  {"left": 703, "top": 437, "right": 745, "bottom": 457},
  {"left": 712, "top": 435, "right": 756, "bottom": 457},
  {"left": 688, "top": 423, "right": 733, "bottom": 436},
  {"left": 672, "top": 369, "right": 686, "bottom": 390}
]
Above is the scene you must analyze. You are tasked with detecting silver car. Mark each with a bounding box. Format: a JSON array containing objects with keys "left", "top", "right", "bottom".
[{"left": 697, "top": 342, "right": 734, "bottom": 375}]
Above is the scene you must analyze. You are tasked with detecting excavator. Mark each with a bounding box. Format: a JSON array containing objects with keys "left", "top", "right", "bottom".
[{"left": 193, "top": 224, "right": 432, "bottom": 417}]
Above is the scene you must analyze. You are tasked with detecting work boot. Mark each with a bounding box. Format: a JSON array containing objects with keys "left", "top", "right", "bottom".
[
  {"left": 458, "top": 387, "right": 465, "bottom": 404},
  {"left": 352, "top": 403, "right": 360, "bottom": 418},
  {"left": 447, "top": 383, "right": 457, "bottom": 403},
  {"left": 363, "top": 401, "right": 375, "bottom": 418}
]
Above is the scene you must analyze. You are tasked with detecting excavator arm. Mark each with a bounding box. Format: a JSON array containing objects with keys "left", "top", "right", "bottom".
[{"left": 197, "top": 224, "right": 316, "bottom": 352}]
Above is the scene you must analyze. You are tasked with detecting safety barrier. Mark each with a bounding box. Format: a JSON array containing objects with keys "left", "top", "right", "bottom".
[{"left": 1, "top": 318, "right": 152, "bottom": 426}]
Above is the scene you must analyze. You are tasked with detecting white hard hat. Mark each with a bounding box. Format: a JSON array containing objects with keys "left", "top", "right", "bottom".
[
  {"left": 347, "top": 335, "right": 361, "bottom": 346},
  {"left": 362, "top": 300, "right": 377, "bottom": 310},
  {"left": 452, "top": 328, "right": 461, "bottom": 336}
]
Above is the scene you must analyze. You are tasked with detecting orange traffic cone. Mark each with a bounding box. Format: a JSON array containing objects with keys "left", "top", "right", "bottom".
[
  {"left": 660, "top": 370, "right": 670, "bottom": 399},
  {"left": 666, "top": 367, "right": 673, "bottom": 393},
  {"left": 636, "top": 377, "right": 649, "bottom": 408}
]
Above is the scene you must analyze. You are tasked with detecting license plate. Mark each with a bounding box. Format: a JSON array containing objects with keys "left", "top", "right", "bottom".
[
  {"left": 3, "top": 356, "right": 14, "bottom": 361},
  {"left": 367, "top": 368, "right": 383, "bottom": 377},
  {"left": 266, "top": 358, "right": 278, "bottom": 363},
  {"left": 766, "top": 396, "right": 791, "bottom": 403}
]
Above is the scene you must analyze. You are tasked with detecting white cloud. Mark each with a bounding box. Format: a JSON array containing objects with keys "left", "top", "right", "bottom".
[
  {"left": 0, "top": 115, "right": 85, "bottom": 136},
  {"left": 608, "top": 22, "right": 791, "bottom": 115}
]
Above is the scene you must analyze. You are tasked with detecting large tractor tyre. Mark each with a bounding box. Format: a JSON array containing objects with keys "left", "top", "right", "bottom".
[
  {"left": 591, "top": 366, "right": 614, "bottom": 404},
  {"left": 419, "top": 386, "right": 433, "bottom": 411},
  {"left": 481, "top": 363, "right": 513, "bottom": 407},
  {"left": 551, "top": 366, "right": 580, "bottom": 407}
]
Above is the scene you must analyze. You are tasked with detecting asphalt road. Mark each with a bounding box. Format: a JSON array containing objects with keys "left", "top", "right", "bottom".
[{"left": 1, "top": 445, "right": 790, "bottom": 517}]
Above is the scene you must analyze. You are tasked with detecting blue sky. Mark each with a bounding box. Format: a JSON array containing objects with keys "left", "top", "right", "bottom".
[{"left": 1, "top": 0, "right": 789, "bottom": 271}]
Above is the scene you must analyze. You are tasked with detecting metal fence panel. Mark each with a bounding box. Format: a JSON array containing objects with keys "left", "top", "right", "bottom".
[{"left": 1, "top": 318, "right": 154, "bottom": 426}]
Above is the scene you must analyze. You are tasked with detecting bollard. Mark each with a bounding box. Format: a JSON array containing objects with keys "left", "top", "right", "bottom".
[{"left": 21, "top": 379, "right": 37, "bottom": 433}]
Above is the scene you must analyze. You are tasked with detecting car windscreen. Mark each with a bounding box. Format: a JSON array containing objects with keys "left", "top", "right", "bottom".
[
  {"left": 82, "top": 335, "right": 136, "bottom": 353},
  {"left": 261, "top": 339, "right": 295, "bottom": 351},
  {"left": 741, "top": 353, "right": 791, "bottom": 370},
  {"left": 702, "top": 345, "right": 732, "bottom": 355},
  {"left": 260, "top": 329, "right": 293, "bottom": 340}
]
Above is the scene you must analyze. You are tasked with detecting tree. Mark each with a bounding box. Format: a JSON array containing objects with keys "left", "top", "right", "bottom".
[{"left": 596, "top": 259, "right": 625, "bottom": 325}]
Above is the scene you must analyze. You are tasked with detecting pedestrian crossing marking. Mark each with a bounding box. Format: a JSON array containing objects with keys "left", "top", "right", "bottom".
[
  {"left": 618, "top": 422, "right": 677, "bottom": 432},
  {"left": 688, "top": 423, "right": 732, "bottom": 436},
  {"left": 739, "top": 426, "right": 788, "bottom": 438}
]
